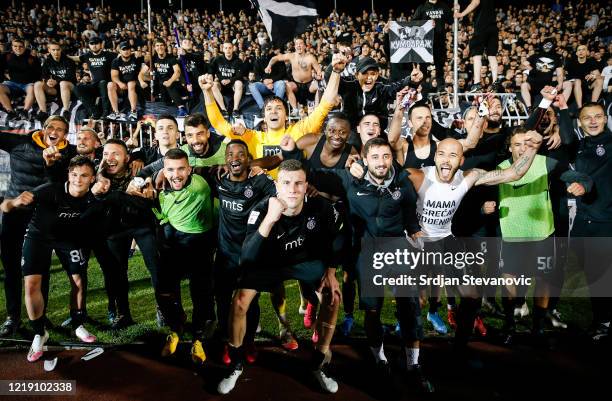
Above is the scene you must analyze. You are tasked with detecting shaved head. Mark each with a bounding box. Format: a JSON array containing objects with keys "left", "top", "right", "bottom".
[
  {"left": 438, "top": 138, "right": 464, "bottom": 157},
  {"left": 434, "top": 139, "right": 464, "bottom": 182}
]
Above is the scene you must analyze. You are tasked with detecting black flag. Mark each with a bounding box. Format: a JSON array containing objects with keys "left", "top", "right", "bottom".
[{"left": 252, "top": 0, "right": 318, "bottom": 48}]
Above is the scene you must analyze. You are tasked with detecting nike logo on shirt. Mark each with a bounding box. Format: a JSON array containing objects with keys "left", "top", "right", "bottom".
[{"left": 356, "top": 192, "right": 369, "bottom": 196}]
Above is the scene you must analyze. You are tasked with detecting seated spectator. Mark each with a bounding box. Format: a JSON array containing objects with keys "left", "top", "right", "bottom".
[
  {"left": 0, "top": 38, "right": 40, "bottom": 120},
  {"left": 209, "top": 41, "right": 245, "bottom": 119},
  {"left": 139, "top": 39, "right": 188, "bottom": 117},
  {"left": 72, "top": 37, "right": 115, "bottom": 119},
  {"left": 108, "top": 42, "right": 144, "bottom": 121},
  {"left": 249, "top": 46, "right": 287, "bottom": 111},
  {"left": 563, "top": 44, "right": 604, "bottom": 108},
  {"left": 34, "top": 41, "right": 78, "bottom": 122}
]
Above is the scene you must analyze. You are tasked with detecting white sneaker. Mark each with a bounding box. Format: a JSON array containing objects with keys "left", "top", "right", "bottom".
[
  {"left": 514, "top": 302, "right": 530, "bottom": 318},
  {"left": 75, "top": 325, "right": 97, "bottom": 343},
  {"left": 313, "top": 369, "right": 338, "bottom": 393},
  {"left": 27, "top": 330, "right": 49, "bottom": 362},
  {"left": 217, "top": 366, "right": 243, "bottom": 394},
  {"left": 548, "top": 310, "right": 568, "bottom": 329}
]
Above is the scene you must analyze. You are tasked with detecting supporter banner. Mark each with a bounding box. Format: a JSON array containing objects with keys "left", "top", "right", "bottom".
[
  {"left": 358, "top": 237, "right": 612, "bottom": 298},
  {"left": 389, "top": 20, "right": 434, "bottom": 64},
  {"left": 252, "top": 0, "right": 318, "bottom": 47}
]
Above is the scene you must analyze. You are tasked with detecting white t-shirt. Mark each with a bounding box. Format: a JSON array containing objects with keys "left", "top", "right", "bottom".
[{"left": 416, "top": 166, "right": 469, "bottom": 239}]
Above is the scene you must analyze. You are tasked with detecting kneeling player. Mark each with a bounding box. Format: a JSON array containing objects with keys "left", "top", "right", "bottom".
[
  {"left": 218, "top": 160, "right": 343, "bottom": 394},
  {"left": 0, "top": 156, "right": 99, "bottom": 362}
]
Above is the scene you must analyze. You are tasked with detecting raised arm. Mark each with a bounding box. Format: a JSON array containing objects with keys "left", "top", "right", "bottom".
[
  {"left": 265, "top": 53, "right": 291, "bottom": 73},
  {"left": 289, "top": 54, "right": 346, "bottom": 138},
  {"left": 199, "top": 73, "right": 254, "bottom": 140},
  {"left": 554, "top": 94, "right": 576, "bottom": 145},
  {"left": 465, "top": 131, "right": 543, "bottom": 186},
  {"left": 458, "top": 96, "right": 489, "bottom": 151},
  {"left": 387, "top": 87, "right": 411, "bottom": 151}
]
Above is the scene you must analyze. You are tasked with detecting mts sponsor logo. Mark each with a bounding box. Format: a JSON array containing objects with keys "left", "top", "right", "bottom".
[
  {"left": 222, "top": 199, "right": 244, "bottom": 212},
  {"left": 285, "top": 235, "right": 305, "bottom": 251}
]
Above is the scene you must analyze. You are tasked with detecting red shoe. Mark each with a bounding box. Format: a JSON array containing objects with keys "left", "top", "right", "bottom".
[
  {"left": 474, "top": 316, "right": 487, "bottom": 337},
  {"left": 304, "top": 302, "right": 317, "bottom": 329},
  {"left": 447, "top": 309, "right": 457, "bottom": 331},
  {"left": 280, "top": 330, "right": 299, "bottom": 351},
  {"left": 221, "top": 343, "right": 231, "bottom": 366},
  {"left": 245, "top": 342, "right": 258, "bottom": 364}
]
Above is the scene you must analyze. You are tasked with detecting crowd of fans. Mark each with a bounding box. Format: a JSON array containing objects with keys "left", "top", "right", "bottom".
[
  {"left": 0, "top": 1, "right": 609, "bottom": 124},
  {"left": 0, "top": 0, "right": 611, "bottom": 397}
]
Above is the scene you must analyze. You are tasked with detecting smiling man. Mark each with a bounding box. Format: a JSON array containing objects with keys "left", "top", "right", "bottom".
[
  {"left": 200, "top": 53, "right": 345, "bottom": 179},
  {"left": 0, "top": 115, "right": 76, "bottom": 337},
  {"left": 92, "top": 139, "right": 161, "bottom": 330},
  {"left": 326, "top": 56, "right": 425, "bottom": 129},
  {"left": 558, "top": 98, "right": 612, "bottom": 340},
  {"left": 1, "top": 156, "right": 100, "bottom": 362},
  {"left": 210, "top": 139, "right": 277, "bottom": 366},
  {"left": 218, "top": 159, "right": 344, "bottom": 395},
  {"left": 152, "top": 148, "right": 215, "bottom": 365},
  {"left": 343, "top": 130, "right": 543, "bottom": 382}
]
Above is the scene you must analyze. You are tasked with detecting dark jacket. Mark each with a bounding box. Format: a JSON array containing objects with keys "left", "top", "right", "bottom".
[
  {"left": 0, "top": 130, "right": 77, "bottom": 198},
  {"left": 325, "top": 65, "right": 422, "bottom": 129},
  {"left": 559, "top": 109, "right": 612, "bottom": 222}
]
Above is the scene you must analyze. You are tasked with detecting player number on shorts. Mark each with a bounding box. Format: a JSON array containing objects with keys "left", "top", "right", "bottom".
[
  {"left": 537, "top": 256, "right": 553, "bottom": 272},
  {"left": 70, "top": 250, "right": 84, "bottom": 264}
]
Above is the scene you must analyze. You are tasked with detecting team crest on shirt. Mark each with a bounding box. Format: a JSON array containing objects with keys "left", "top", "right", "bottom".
[
  {"left": 244, "top": 186, "right": 254, "bottom": 198},
  {"left": 307, "top": 217, "right": 316, "bottom": 230},
  {"left": 392, "top": 190, "right": 402, "bottom": 200},
  {"left": 596, "top": 144, "right": 605, "bottom": 157}
]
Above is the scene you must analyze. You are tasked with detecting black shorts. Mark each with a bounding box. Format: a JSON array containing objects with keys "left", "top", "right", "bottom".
[
  {"left": 470, "top": 26, "right": 499, "bottom": 57},
  {"left": 500, "top": 237, "right": 556, "bottom": 277},
  {"left": 238, "top": 259, "right": 326, "bottom": 299},
  {"left": 293, "top": 80, "right": 316, "bottom": 104},
  {"left": 21, "top": 237, "right": 86, "bottom": 277}
]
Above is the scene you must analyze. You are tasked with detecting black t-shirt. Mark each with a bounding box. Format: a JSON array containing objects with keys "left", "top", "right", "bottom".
[
  {"left": 213, "top": 173, "right": 276, "bottom": 265},
  {"left": 1, "top": 51, "right": 42, "bottom": 84},
  {"left": 413, "top": 1, "right": 453, "bottom": 38},
  {"left": 474, "top": 0, "right": 496, "bottom": 31},
  {"left": 80, "top": 50, "right": 115, "bottom": 83},
  {"left": 26, "top": 182, "right": 98, "bottom": 245},
  {"left": 565, "top": 57, "right": 599, "bottom": 80},
  {"left": 153, "top": 55, "right": 179, "bottom": 81},
  {"left": 209, "top": 55, "right": 244, "bottom": 85},
  {"left": 111, "top": 55, "right": 143, "bottom": 82},
  {"left": 41, "top": 55, "right": 77, "bottom": 83},
  {"left": 242, "top": 196, "right": 343, "bottom": 268},
  {"left": 182, "top": 51, "right": 206, "bottom": 78},
  {"left": 527, "top": 52, "right": 563, "bottom": 83}
]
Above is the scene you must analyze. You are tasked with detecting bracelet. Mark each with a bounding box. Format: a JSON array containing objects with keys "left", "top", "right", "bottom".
[
  {"left": 538, "top": 97, "right": 553, "bottom": 110},
  {"left": 332, "top": 68, "right": 343, "bottom": 73}
]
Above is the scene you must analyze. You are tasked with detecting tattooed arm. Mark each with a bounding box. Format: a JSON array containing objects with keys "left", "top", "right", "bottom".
[{"left": 463, "top": 130, "right": 543, "bottom": 187}]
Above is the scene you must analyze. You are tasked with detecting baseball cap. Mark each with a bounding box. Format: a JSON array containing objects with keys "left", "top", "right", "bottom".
[
  {"left": 337, "top": 31, "right": 352, "bottom": 45},
  {"left": 119, "top": 41, "right": 132, "bottom": 50},
  {"left": 355, "top": 57, "right": 379, "bottom": 73},
  {"left": 89, "top": 37, "right": 103, "bottom": 45}
]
